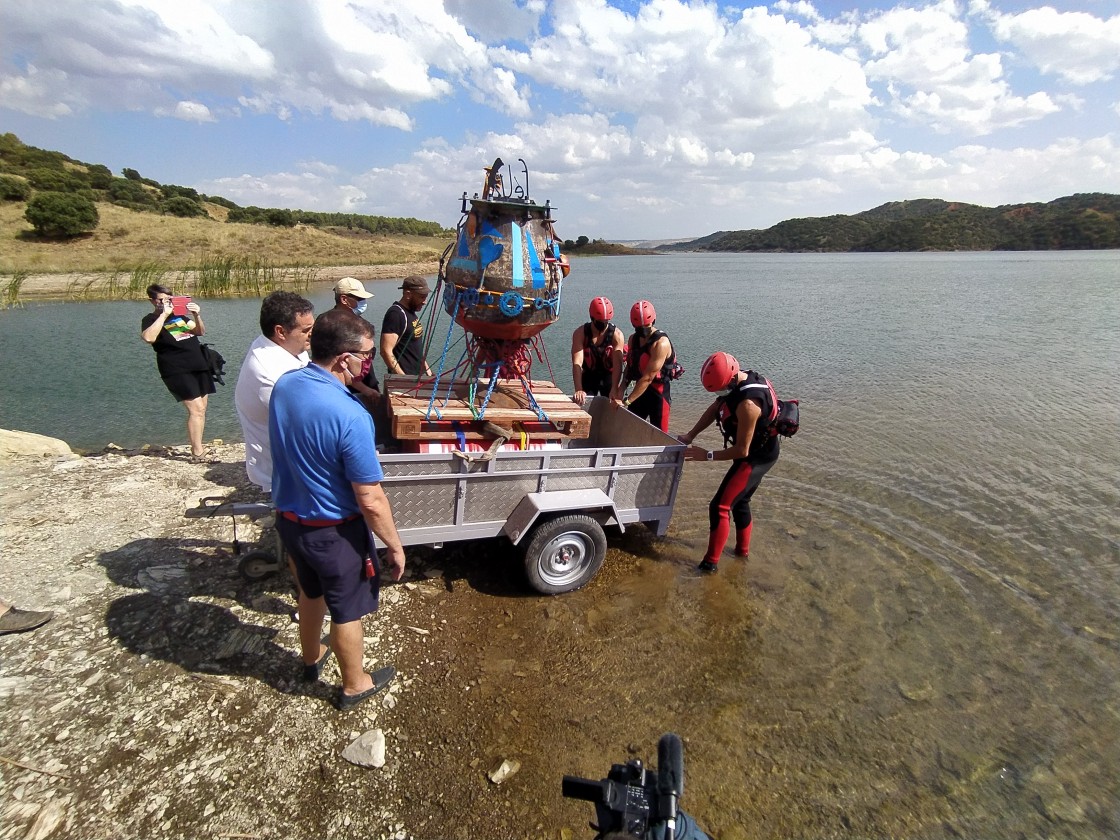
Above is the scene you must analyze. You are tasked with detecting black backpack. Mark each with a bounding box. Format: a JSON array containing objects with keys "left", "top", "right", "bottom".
[
  {"left": 201, "top": 343, "right": 226, "bottom": 386},
  {"left": 773, "top": 398, "right": 799, "bottom": 437}
]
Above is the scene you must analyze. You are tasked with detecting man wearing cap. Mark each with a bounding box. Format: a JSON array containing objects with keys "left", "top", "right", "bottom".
[
  {"left": 332, "top": 276, "right": 382, "bottom": 399},
  {"left": 380, "top": 276, "right": 432, "bottom": 377},
  {"left": 333, "top": 276, "right": 374, "bottom": 317}
]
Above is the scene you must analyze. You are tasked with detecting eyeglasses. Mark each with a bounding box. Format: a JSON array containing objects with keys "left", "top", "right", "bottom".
[{"left": 345, "top": 348, "right": 374, "bottom": 359}]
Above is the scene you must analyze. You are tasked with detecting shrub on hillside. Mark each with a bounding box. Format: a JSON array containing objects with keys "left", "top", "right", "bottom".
[
  {"left": 27, "top": 166, "right": 87, "bottom": 192},
  {"left": 24, "top": 191, "right": 99, "bottom": 237},
  {"left": 87, "top": 163, "right": 113, "bottom": 190},
  {"left": 108, "top": 177, "right": 157, "bottom": 207},
  {"left": 161, "top": 184, "right": 201, "bottom": 201},
  {"left": 160, "top": 196, "right": 207, "bottom": 218},
  {"left": 0, "top": 174, "right": 31, "bottom": 201}
]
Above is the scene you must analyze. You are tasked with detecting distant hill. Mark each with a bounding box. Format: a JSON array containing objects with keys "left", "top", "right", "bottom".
[{"left": 659, "top": 195, "right": 1120, "bottom": 252}]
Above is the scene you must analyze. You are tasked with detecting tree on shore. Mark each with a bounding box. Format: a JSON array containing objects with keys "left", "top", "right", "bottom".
[{"left": 24, "top": 191, "right": 100, "bottom": 238}]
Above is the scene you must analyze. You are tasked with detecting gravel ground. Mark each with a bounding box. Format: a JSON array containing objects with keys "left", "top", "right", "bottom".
[{"left": 0, "top": 444, "right": 460, "bottom": 840}]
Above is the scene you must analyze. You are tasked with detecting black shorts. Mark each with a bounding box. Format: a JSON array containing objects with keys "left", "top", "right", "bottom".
[
  {"left": 161, "top": 370, "right": 215, "bottom": 402},
  {"left": 276, "top": 515, "right": 379, "bottom": 624}
]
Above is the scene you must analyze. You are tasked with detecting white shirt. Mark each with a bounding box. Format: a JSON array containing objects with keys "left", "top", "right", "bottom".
[{"left": 234, "top": 334, "right": 308, "bottom": 491}]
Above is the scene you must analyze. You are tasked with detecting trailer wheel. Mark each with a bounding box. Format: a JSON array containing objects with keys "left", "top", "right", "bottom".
[
  {"left": 523, "top": 515, "right": 607, "bottom": 595},
  {"left": 238, "top": 549, "right": 281, "bottom": 581}
]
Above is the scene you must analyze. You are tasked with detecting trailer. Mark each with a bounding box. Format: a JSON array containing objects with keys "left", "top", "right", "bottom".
[{"left": 186, "top": 397, "right": 685, "bottom": 594}]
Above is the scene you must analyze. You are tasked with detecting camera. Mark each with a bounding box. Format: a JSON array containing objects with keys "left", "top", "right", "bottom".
[{"left": 563, "top": 733, "right": 708, "bottom": 840}]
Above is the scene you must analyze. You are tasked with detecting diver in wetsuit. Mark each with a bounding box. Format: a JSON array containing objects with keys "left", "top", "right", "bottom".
[
  {"left": 678, "top": 351, "right": 781, "bottom": 572},
  {"left": 616, "top": 300, "right": 676, "bottom": 433},
  {"left": 572, "top": 296, "right": 625, "bottom": 404}
]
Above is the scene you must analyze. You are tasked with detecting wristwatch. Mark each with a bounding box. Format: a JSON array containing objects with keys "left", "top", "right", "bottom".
[{"left": 705, "top": 450, "right": 714, "bottom": 461}]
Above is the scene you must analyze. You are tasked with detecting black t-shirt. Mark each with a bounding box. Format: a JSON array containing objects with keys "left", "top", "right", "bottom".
[
  {"left": 381, "top": 303, "right": 425, "bottom": 375},
  {"left": 141, "top": 312, "right": 208, "bottom": 377}
]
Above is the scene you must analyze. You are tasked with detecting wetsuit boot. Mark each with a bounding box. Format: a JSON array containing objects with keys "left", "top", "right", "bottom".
[{"left": 734, "top": 523, "right": 752, "bottom": 558}]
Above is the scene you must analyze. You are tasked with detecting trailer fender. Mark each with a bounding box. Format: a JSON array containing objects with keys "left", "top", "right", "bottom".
[{"left": 504, "top": 489, "right": 623, "bottom": 546}]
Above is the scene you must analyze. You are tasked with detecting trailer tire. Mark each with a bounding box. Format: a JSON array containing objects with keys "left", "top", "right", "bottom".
[
  {"left": 522, "top": 515, "right": 607, "bottom": 595},
  {"left": 238, "top": 549, "right": 281, "bottom": 581}
]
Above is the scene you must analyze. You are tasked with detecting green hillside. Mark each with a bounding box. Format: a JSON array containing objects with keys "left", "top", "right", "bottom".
[{"left": 663, "top": 195, "right": 1120, "bottom": 252}]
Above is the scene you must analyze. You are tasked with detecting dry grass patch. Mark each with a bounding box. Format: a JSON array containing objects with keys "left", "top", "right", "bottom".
[{"left": 0, "top": 201, "right": 452, "bottom": 275}]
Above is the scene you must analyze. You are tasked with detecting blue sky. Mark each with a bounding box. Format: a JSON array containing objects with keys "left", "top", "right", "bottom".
[{"left": 2, "top": 0, "right": 1118, "bottom": 240}]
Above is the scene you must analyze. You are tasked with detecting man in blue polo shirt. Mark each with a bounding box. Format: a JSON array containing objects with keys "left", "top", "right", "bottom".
[{"left": 270, "top": 308, "right": 406, "bottom": 711}]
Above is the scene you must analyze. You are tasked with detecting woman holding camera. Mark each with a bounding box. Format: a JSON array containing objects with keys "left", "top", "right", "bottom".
[{"left": 140, "top": 284, "right": 215, "bottom": 461}]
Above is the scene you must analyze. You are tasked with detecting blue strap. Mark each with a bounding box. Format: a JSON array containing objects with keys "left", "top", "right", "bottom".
[
  {"left": 526, "top": 230, "right": 545, "bottom": 289},
  {"left": 509, "top": 222, "right": 524, "bottom": 287},
  {"left": 452, "top": 421, "right": 466, "bottom": 452}
]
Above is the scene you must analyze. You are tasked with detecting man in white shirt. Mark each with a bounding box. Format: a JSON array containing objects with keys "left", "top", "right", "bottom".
[{"left": 235, "top": 291, "right": 315, "bottom": 491}]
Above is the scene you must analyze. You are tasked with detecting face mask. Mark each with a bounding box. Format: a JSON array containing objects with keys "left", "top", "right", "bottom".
[
  {"left": 358, "top": 356, "right": 373, "bottom": 379},
  {"left": 592, "top": 319, "right": 608, "bottom": 331},
  {"left": 353, "top": 300, "right": 368, "bottom": 316}
]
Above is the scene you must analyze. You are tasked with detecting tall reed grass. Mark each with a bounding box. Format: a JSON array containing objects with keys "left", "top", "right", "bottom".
[
  {"left": 193, "top": 253, "right": 315, "bottom": 296},
  {"left": 53, "top": 253, "right": 315, "bottom": 301},
  {"left": 3, "top": 270, "right": 28, "bottom": 308}
]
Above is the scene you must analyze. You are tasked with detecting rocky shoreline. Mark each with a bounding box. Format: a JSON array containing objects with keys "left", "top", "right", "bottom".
[{"left": 0, "top": 440, "right": 458, "bottom": 839}]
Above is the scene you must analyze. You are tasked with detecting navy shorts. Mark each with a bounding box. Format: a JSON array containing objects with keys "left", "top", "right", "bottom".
[
  {"left": 162, "top": 370, "right": 215, "bottom": 402},
  {"left": 276, "top": 516, "right": 380, "bottom": 624}
]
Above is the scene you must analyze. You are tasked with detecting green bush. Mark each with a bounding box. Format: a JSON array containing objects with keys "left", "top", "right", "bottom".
[
  {"left": 87, "top": 164, "right": 113, "bottom": 190},
  {"left": 27, "top": 166, "right": 86, "bottom": 192},
  {"left": 160, "top": 196, "right": 207, "bottom": 217},
  {"left": 108, "top": 177, "right": 156, "bottom": 206},
  {"left": 0, "top": 174, "right": 31, "bottom": 201},
  {"left": 24, "top": 191, "right": 100, "bottom": 237}
]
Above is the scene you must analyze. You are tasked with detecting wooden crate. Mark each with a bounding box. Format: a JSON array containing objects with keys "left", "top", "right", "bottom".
[{"left": 384, "top": 375, "right": 591, "bottom": 441}]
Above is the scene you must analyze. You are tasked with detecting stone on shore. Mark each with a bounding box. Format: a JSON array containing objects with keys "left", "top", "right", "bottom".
[
  {"left": 342, "top": 728, "right": 387, "bottom": 768},
  {"left": 0, "top": 428, "right": 77, "bottom": 459}
]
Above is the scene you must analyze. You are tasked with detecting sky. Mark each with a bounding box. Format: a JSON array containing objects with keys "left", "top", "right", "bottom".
[{"left": 1, "top": 0, "right": 1119, "bottom": 241}]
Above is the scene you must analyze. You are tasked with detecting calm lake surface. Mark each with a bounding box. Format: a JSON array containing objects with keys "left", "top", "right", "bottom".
[{"left": 2, "top": 251, "right": 1118, "bottom": 837}]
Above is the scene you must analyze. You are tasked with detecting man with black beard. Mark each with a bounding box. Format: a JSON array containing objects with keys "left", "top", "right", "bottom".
[{"left": 380, "top": 275, "right": 432, "bottom": 377}]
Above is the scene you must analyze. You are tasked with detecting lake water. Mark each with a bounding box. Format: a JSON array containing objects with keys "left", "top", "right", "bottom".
[{"left": 2, "top": 252, "right": 1119, "bottom": 836}]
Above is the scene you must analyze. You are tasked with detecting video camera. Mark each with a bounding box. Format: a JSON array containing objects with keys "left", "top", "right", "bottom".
[{"left": 563, "top": 732, "right": 705, "bottom": 840}]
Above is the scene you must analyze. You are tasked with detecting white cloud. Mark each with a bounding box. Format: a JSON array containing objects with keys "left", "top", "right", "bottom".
[
  {"left": 199, "top": 169, "right": 368, "bottom": 212},
  {"left": 0, "top": 0, "right": 531, "bottom": 125},
  {"left": 0, "top": 66, "right": 74, "bottom": 118},
  {"left": 978, "top": 2, "right": 1120, "bottom": 85},
  {"left": 857, "top": 0, "right": 1058, "bottom": 134},
  {"left": 156, "top": 100, "right": 216, "bottom": 123}
]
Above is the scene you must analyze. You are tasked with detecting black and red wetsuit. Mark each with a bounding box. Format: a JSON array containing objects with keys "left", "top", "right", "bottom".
[
  {"left": 703, "top": 371, "right": 780, "bottom": 565},
  {"left": 580, "top": 322, "right": 619, "bottom": 397},
  {"left": 624, "top": 329, "right": 675, "bottom": 433}
]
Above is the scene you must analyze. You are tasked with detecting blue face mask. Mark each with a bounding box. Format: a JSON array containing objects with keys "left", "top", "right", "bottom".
[{"left": 353, "top": 300, "right": 368, "bottom": 316}]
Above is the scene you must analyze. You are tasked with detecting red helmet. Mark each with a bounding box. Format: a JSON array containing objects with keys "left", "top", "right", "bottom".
[
  {"left": 700, "top": 351, "right": 740, "bottom": 392},
  {"left": 630, "top": 300, "right": 656, "bottom": 327},
  {"left": 589, "top": 296, "right": 613, "bottom": 321}
]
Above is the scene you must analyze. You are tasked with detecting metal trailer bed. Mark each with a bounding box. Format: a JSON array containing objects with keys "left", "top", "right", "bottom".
[
  {"left": 377, "top": 397, "right": 685, "bottom": 593},
  {"left": 186, "top": 397, "right": 686, "bottom": 594}
]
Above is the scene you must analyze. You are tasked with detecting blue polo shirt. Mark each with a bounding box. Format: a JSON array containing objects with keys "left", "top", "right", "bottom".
[{"left": 269, "top": 363, "right": 384, "bottom": 520}]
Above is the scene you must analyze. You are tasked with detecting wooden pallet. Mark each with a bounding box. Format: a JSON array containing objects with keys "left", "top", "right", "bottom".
[{"left": 384, "top": 375, "right": 591, "bottom": 441}]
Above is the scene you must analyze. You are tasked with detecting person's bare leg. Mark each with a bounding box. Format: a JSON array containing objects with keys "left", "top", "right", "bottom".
[
  {"left": 331, "top": 618, "right": 374, "bottom": 696},
  {"left": 298, "top": 592, "right": 329, "bottom": 665},
  {"left": 184, "top": 395, "right": 208, "bottom": 456}
]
